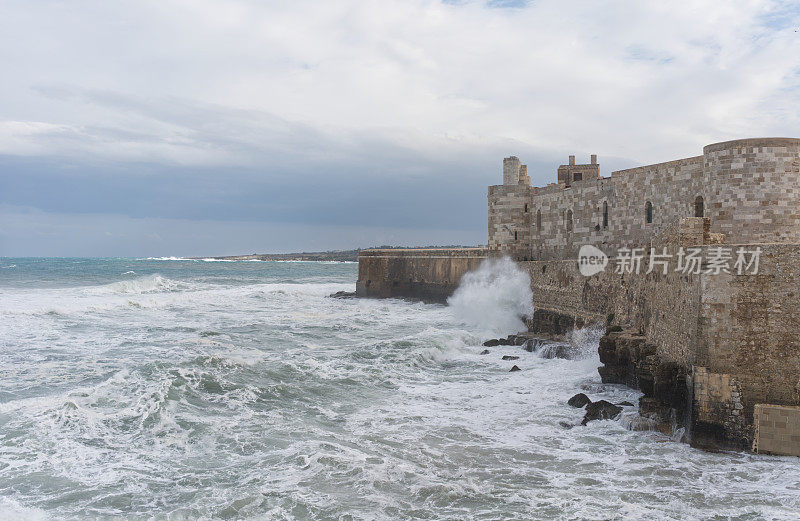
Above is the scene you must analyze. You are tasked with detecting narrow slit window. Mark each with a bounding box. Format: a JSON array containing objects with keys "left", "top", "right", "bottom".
[
  {"left": 603, "top": 201, "right": 608, "bottom": 229},
  {"left": 645, "top": 201, "right": 653, "bottom": 224},
  {"left": 694, "top": 196, "right": 704, "bottom": 218}
]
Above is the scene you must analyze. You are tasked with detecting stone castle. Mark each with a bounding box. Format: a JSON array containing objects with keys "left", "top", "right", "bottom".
[{"left": 357, "top": 137, "right": 800, "bottom": 456}]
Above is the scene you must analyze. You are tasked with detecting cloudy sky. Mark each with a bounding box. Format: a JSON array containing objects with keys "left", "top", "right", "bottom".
[{"left": 1, "top": 0, "right": 799, "bottom": 256}]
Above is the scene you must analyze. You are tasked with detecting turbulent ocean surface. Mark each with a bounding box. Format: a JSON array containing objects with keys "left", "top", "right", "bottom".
[{"left": 1, "top": 258, "right": 799, "bottom": 521}]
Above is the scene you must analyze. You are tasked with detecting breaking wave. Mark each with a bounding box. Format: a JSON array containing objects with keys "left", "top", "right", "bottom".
[
  {"left": 447, "top": 257, "right": 534, "bottom": 335},
  {"left": 86, "top": 274, "right": 183, "bottom": 295}
]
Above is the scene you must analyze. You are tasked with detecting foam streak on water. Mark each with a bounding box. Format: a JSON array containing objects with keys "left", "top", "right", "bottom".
[{"left": 0, "top": 258, "right": 799, "bottom": 521}]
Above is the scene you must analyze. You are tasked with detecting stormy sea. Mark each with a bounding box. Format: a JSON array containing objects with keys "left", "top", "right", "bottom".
[{"left": 1, "top": 257, "right": 799, "bottom": 520}]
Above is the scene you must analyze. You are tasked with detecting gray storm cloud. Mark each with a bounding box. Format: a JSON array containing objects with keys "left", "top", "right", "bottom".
[{"left": 0, "top": 0, "right": 798, "bottom": 255}]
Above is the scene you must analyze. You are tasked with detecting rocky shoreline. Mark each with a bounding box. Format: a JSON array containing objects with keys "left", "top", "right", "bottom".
[{"left": 480, "top": 325, "right": 687, "bottom": 437}]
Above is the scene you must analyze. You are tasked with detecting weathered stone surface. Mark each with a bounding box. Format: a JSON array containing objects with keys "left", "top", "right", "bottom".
[
  {"left": 356, "top": 248, "right": 487, "bottom": 302},
  {"left": 329, "top": 291, "right": 357, "bottom": 299},
  {"left": 582, "top": 400, "right": 623, "bottom": 425},
  {"left": 523, "top": 338, "right": 545, "bottom": 352},
  {"left": 567, "top": 393, "right": 592, "bottom": 408},
  {"left": 526, "top": 309, "right": 585, "bottom": 339}
]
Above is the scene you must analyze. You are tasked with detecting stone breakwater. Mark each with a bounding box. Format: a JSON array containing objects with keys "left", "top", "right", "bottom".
[{"left": 356, "top": 248, "right": 487, "bottom": 303}]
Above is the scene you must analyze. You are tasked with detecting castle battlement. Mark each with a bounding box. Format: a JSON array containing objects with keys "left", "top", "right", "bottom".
[{"left": 489, "top": 137, "right": 800, "bottom": 261}]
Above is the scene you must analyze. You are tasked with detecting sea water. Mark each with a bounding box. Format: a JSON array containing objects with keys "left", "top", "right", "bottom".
[{"left": 1, "top": 258, "right": 799, "bottom": 520}]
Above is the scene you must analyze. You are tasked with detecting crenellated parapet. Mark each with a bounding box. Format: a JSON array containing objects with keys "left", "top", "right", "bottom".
[{"left": 489, "top": 138, "right": 800, "bottom": 262}]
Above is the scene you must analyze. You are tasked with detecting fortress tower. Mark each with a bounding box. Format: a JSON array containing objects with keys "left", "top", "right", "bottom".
[{"left": 557, "top": 154, "right": 599, "bottom": 186}]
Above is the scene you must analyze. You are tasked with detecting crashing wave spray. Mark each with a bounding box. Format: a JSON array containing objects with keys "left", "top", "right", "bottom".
[{"left": 447, "top": 256, "right": 534, "bottom": 335}]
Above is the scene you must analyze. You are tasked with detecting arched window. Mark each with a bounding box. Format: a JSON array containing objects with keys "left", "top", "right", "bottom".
[
  {"left": 694, "top": 196, "right": 704, "bottom": 218},
  {"left": 603, "top": 201, "right": 608, "bottom": 229},
  {"left": 645, "top": 201, "right": 653, "bottom": 224},
  {"left": 536, "top": 209, "right": 542, "bottom": 232},
  {"left": 567, "top": 210, "right": 573, "bottom": 232}
]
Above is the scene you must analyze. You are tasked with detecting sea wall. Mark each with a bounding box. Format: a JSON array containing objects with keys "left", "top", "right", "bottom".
[
  {"left": 520, "top": 218, "right": 800, "bottom": 450},
  {"left": 356, "top": 248, "right": 488, "bottom": 302}
]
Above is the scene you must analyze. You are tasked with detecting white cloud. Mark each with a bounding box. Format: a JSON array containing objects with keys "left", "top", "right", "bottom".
[{"left": 0, "top": 0, "right": 797, "bottom": 172}]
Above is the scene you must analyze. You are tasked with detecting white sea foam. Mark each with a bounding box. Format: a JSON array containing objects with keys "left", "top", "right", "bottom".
[
  {"left": 0, "top": 498, "right": 49, "bottom": 521},
  {"left": 2, "top": 258, "right": 800, "bottom": 520},
  {"left": 446, "top": 256, "right": 534, "bottom": 335}
]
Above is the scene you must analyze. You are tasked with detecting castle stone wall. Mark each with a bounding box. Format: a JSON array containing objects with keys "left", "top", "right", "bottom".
[{"left": 490, "top": 138, "right": 800, "bottom": 261}]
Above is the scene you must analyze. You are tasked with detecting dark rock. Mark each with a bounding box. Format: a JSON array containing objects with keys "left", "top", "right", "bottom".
[
  {"left": 329, "top": 291, "right": 357, "bottom": 299},
  {"left": 558, "top": 421, "right": 574, "bottom": 430},
  {"left": 581, "top": 400, "right": 623, "bottom": 425},
  {"left": 483, "top": 339, "right": 501, "bottom": 347},
  {"left": 480, "top": 349, "right": 490, "bottom": 355},
  {"left": 616, "top": 401, "right": 635, "bottom": 407},
  {"left": 537, "top": 343, "right": 572, "bottom": 359},
  {"left": 527, "top": 309, "right": 585, "bottom": 338},
  {"left": 513, "top": 336, "right": 527, "bottom": 346},
  {"left": 509, "top": 365, "right": 521, "bottom": 372},
  {"left": 501, "top": 355, "right": 519, "bottom": 361},
  {"left": 567, "top": 393, "right": 592, "bottom": 408}
]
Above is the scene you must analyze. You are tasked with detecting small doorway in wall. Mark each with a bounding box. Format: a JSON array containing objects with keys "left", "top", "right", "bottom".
[{"left": 694, "top": 196, "right": 704, "bottom": 218}]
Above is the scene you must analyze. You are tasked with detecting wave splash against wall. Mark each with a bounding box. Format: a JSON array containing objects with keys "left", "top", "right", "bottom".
[{"left": 447, "top": 256, "right": 534, "bottom": 335}]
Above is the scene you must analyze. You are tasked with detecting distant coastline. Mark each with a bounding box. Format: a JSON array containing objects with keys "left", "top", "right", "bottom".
[
  {"left": 193, "top": 250, "right": 360, "bottom": 262},
  {"left": 193, "top": 245, "right": 483, "bottom": 263}
]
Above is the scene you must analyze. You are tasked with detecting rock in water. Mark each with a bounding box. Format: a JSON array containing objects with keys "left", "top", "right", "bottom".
[
  {"left": 329, "top": 291, "right": 357, "bottom": 299},
  {"left": 483, "top": 339, "right": 501, "bottom": 347},
  {"left": 581, "top": 400, "right": 623, "bottom": 425},
  {"left": 509, "top": 365, "right": 521, "bottom": 372},
  {"left": 567, "top": 393, "right": 592, "bottom": 408},
  {"left": 616, "top": 401, "right": 635, "bottom": 407},
  {"left": 480, "top": 349, "right": 490, "bottom": 355},
  {"left": 502, "top": 355, "right": 519, "bottom": 361}
]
